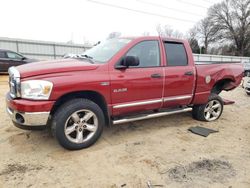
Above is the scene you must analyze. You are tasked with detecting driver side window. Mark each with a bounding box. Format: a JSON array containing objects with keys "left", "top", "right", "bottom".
[{"left": 126, "top": 40, "right": 160, "bottom": 67}]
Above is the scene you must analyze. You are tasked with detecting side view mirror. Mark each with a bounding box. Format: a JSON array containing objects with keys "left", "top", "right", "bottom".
[
  {"left": 115, "top": 56, "right": 140, "bottom": 69},
  {"left": 124, "top": 56, "right": 140, "bottom": 67},
  {"left": 21, "top": 57, "right": 27, "bottom": 61}
]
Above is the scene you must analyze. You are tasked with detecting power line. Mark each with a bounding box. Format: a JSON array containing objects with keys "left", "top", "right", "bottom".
[
  {"left": 201, "top": 0, "right": 219, "bottom": 4},
  {"left": 137, "top": 0, "right": 204, "bottom": 17},
  {"left": 176, "top": 0, "right": 209, "bottom": 9},
  {"left": 199, "top": 0, "right": 215, "bottom": 4},
  {"left": 87, "top": 0, "right": 197, "bottom": 23}
]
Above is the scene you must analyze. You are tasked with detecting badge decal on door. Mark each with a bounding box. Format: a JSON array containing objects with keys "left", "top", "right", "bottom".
[{"left": 113, "top": 88, "right": 127, "bottom": 93}]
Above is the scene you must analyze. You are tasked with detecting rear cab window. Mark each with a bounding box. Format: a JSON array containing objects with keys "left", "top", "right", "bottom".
[{"left": 164, "top": 42, "right": 188, "bottom": 66}]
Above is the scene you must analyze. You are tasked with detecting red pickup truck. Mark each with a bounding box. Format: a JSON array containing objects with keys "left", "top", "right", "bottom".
[{"left": 6, "top": 36, "right": 243, "bottom": 150}]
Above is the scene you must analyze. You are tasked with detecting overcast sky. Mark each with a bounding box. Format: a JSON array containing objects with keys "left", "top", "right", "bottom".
[{"left": 0, "top": 0, "right": 222, "bottom": 44}]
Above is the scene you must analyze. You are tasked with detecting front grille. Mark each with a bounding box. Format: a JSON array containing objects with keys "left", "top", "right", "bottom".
[{"left": 8, "top": 67, "right": 21, "bottom": 98}]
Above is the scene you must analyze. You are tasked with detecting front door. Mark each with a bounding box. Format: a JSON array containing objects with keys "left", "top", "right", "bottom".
[{"left": 110, "top": 40, "right": 164, "bottom": 116}]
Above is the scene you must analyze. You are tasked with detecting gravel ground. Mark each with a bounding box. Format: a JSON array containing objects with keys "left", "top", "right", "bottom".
[{"left": 0, "top": 75, "right": 250, "bottom": 188}]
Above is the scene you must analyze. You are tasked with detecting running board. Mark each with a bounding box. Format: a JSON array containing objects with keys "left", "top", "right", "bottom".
[{"left": 112, "top": 107, "right": 192, "bottom": 125}]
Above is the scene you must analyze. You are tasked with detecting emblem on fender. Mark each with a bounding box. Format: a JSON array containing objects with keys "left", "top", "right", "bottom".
[{"left": 113, "top": 88, "right": 128, "bottom": 93}]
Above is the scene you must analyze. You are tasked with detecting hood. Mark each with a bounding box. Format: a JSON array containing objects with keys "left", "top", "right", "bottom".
[{"left": 17, "top": 59, "right": 99, "bottom": 78}]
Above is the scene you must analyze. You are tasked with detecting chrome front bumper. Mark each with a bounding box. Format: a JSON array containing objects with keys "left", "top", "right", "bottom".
[{"left": 6, "top": 107, "right": 50, "bottom": 126}]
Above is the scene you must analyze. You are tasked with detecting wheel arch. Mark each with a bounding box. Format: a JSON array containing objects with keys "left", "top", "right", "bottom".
[
  {"left": 211, "top": 78, "right": 235, "bottom": 94},
  {"left": 50, "top": 90, "right": 110, "bottom": 126}
]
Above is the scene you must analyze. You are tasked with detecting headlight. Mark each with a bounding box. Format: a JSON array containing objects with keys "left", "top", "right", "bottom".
[{"left": 21, "top": 80, "right": 53, "bottom": 100}]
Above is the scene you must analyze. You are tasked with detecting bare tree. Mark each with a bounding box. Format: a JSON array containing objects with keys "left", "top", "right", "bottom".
[
  {"left": 156, "top": 24, "right": 183, "bottom": 39},
  {"left": 195, "top": 17, "right": 220, "bottom": 54},
  {"left": 187, "top": 26, "right": 199, "bottom": 40},
  {"left": 208, "top": 0, "right": 250, "bottom": 56},
  {"left": 107, "top": 32, "right": 121, "bottom": 39},
  {"left": 189, "top": 38, "right": 200, "bottom": 53},
  {"left": 142, "top": 31, "right": 150, "bottom": 36},
  {"left": 172, "top": 30, "right": 184, "bottom": 39},
  {"left": 186, "top": 27, "right": 200, "bottom": 53}
]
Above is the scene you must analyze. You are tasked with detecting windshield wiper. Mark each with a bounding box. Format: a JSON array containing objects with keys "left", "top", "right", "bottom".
[
  {"left": 81, "top": 54, "right": 93, "bottom": 59},
  {"left": 77, "top": 54, "right": 95, "bottom": 64}
]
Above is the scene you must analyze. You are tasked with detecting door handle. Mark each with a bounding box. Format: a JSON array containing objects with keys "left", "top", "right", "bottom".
[
  {"left": 184, "top": 71, "right": 193, "bottom": 76},
  {"left": 151, "top": 73, "right": 162, "bottom": 78}
]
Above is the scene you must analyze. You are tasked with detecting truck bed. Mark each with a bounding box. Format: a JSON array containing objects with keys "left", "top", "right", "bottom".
[{"left": 192, "top": 62, "right": 243, "bottom": 104}]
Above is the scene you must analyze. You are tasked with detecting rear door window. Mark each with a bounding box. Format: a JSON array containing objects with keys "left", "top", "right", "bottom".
[{"left": 164, "top": 42, "right": 188, "bottom": 66}]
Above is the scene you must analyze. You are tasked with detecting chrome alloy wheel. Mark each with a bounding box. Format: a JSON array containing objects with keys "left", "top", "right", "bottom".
[
  {"left": 64, "top": 110, "right": 98, "bottom": 144},
  {"left": 204, "top": 100, "right": 222, "bottom": 121}
]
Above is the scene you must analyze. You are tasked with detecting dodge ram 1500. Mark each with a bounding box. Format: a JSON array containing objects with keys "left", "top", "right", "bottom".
[{"left": 6, "top": 36, "right": 243, "bottom": 150}]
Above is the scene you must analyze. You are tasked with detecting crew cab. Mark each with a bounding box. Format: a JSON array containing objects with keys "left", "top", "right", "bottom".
[{"left": 6, "top": 36, "right": 243, "bottom": 150}]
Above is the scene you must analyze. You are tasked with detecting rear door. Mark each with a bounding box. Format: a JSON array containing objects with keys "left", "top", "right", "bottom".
[
  {"left": 162, "top": 41, "right": 195, "bottom": 107},
  {"left": 110, "top": 40, "right": 164, "bottom": 116}
]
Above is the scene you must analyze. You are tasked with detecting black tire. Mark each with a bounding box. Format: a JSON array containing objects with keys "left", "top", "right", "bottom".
[
  {"left": 51, "top": 98, "right": 105, "bottom": 150},
  {"left": 192, "top": 93, "right": 223, "bottom": 122}
]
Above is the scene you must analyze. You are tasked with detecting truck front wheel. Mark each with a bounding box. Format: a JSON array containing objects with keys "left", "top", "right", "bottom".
[
  {"left": 51, "top": 99, "right": 105, "bottom": 150},
  {"left": 192, "top": 94, "right": 223, "bottom": 122}
]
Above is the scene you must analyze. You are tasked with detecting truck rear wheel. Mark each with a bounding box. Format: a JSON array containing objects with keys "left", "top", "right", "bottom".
[
  {"left": 51, "top": 99, "right": 104, "bottom": 150},
  {"left": 192, "top": 94, "right": 223, "bottom": 122}
]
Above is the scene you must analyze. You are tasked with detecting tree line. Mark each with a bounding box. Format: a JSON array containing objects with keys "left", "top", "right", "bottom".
[
  {"left": 107, "top": 0, "right": 250, "bottom": 56},
  {"left": 189, "top": 0, "right": 250, "bottom": 56},
  {"left": 157, "top": 0, "right": 250, "bottom": 56}
]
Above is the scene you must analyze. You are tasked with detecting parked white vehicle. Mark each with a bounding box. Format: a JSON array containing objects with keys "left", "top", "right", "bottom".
[
  {"left": 243, "top": 60, "right": 250, "bottom": 76},
  {"left": 245, "top": 80, "right": 250, "bottom": 95}
]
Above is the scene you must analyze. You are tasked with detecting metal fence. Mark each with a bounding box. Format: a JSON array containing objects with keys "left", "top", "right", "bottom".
[
  {"left": 193, "top": 53, "right": 250, "bottom": 71},
  {"left": 0, "top": 37, "right": 91, "bottom": 60},
  {"left": 1, "top": 37, "right": 250, "bottom": 71},
  {"left": 193, "top": 53, "right": 250, "bottom": 63}
]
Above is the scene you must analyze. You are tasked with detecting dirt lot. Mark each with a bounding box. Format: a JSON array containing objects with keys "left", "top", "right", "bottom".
[{"left": 0, "top": 75, "right": 249, "bottom": 188}]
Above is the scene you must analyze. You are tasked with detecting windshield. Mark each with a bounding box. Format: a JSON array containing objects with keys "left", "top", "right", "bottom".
[{"left": 82, "top": 38, "right": 131, "bottom": 63}]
